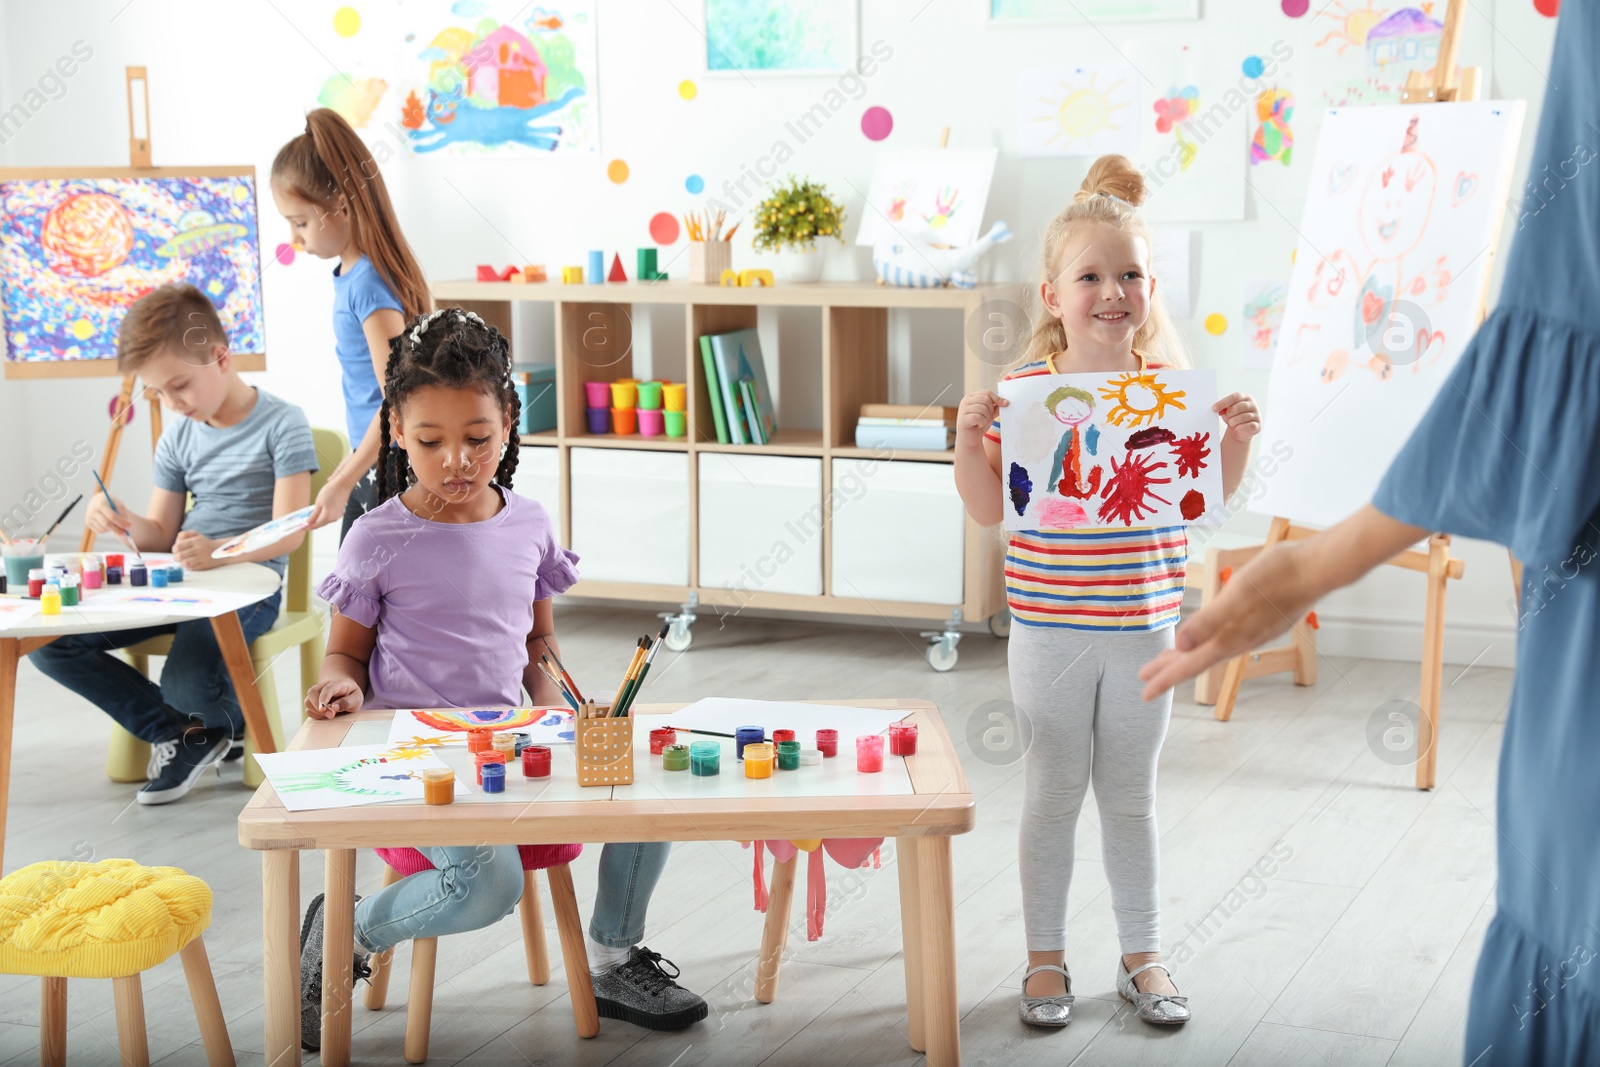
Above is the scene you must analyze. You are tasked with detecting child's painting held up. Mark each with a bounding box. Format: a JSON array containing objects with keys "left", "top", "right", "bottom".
[{"left": 999, "top": 369, "right": 1224, "bottom": 531}]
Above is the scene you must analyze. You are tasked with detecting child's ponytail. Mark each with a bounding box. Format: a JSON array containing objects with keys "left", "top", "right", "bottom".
[{"left": 271, "top": 109, "right": 432, "bottom": 321}]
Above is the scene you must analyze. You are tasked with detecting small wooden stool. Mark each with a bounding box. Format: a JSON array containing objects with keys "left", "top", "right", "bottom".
[{"left": 0, "top": 859, "right": 233, "bottom": 1067}]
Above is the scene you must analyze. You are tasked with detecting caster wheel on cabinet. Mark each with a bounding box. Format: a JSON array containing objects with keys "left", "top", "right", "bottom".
[
  {"left": 926, "top": 642, "right": 958, "bottom": 672},
  {"left": 664, "top": 622, "right": 694, "bottom": 652},
  {"left": 988, "top": 610, "right": 1011, "bottom": 638}
]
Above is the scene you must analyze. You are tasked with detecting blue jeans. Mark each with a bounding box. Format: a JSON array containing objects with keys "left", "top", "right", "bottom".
[
  {"left": 28, "top": 592, "right": 282, "bottom": 743},
  {"left": 354, "top": 842, "right": 672, "bottom": 954}
]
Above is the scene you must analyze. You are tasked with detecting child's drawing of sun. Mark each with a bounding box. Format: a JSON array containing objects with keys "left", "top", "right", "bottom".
[
  {"left": 1034, "top": 71, "right": 1128, "bottom": 149},
  {"left": 1316, "top": 0, "right": 1389, "bottom": 53},
  {"left": 1099, "top": 372, "right": 1188, "bottom": 428}
]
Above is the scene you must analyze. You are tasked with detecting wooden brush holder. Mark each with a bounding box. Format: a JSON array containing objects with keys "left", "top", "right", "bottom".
[
  {"left": 575, "top": 717, "right": 635, "bottom": 786},
  {"left": 687, "top": 241, "right": 732, "bottom": 284}
]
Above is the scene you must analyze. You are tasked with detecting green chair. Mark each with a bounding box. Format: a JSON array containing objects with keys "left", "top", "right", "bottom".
[{"left": 105, "top": 427, "right": 350, "bottom": 789}]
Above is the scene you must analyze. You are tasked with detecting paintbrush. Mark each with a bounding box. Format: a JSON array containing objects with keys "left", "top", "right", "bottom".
[
  {"left": 538, "top": 657, "right": 580, "bottom": 710},
  {"left": 609, "top": 637, "right": 648, "bottom": 716},
  {"left": 90, "top": 471, "right": 142, "bottom": 560},
  {"left": 37, "top": 494, "right": 83, "bottom": 547},
  {"left": 617, "top": 623, "right": 671, "bottom": 717},
  {"left": 540, "top": 637, "right": 585, "bottom": 702}
]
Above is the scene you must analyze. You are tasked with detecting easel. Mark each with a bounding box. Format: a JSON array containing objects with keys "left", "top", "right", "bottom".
[
  {"left": 79, "top": 67, "right": 163, "bottom": 552},
  {"left": 1205, "top": 3, "right": 1486, "bottom": 791}
]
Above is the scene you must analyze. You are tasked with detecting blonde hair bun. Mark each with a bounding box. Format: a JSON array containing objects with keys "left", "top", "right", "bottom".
[{"left": 1073, "top": 154, "right": 1147, "bottom": 209}]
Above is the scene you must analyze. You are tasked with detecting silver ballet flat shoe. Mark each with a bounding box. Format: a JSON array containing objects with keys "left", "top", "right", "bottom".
[
  {"left": 1019, "top": 964, "right": 1074, "bottom": 1028},
  {"left": 1116, "top": 960, "right": 1190, "bottom": 1025}
]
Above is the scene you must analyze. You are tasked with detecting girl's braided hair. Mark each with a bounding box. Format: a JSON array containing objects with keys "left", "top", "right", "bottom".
[{"left": 376, "top": 308, "right": 521, "bottom": 503}]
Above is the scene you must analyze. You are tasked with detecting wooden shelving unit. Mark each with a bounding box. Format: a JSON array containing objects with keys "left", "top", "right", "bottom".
[{"left": 433, "top": 278, "right": 1014, "bottom": 667}]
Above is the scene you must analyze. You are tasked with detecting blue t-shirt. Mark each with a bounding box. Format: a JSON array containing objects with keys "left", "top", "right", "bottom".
[
  {"left": 152, "top": 388, "right": 319, "bottom": 576},
  {"left": 332, "top": 255, "right": 404, "bottom": 449}
]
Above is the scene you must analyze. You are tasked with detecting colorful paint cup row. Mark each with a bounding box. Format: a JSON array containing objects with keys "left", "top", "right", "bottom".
[
  {"left": 586, "top": 406, "right": 686, "bottom": 438},
  {"left": 585, "top": 379, "right": 687, "bottom": 412}
]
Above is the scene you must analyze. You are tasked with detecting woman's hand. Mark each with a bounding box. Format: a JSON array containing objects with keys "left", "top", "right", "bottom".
[
  {"left": 1214, "top": 392, "right": 1262, "bottom": 442},
  {"left": 308, "top": 475, "right": 355, "bottom": 530},
  {"left": 172, "top": 530, "right": 223, "bottom": 571},
  {"left": 956, "top": 390, "right": 1006, "bottom": 449},
  {"left": 305, "top": 677, "right": 364, "bottom": 719}
]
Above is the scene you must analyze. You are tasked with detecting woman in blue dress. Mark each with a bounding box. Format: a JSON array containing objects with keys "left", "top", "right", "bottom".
[{"left": 1138, "top": 6, "right": 1599, "bottom": 1063}]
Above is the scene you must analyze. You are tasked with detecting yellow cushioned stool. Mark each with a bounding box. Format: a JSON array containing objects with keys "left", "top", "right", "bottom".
[{"left": 0, "top": 859, "right": 233, "bottom": 1067}]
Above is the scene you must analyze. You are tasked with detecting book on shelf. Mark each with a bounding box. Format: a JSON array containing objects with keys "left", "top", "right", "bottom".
[
  {"left": 698, "top": 335, "right": 731, "bottom": 444},
  {"left": 705, "top": 329, "right": 777, "bottom": 445},
  {"left": 856, "top": 415, "right": 954, "bottom": 428},
  {"left": 738, "top": 379, "right": 769, "bottom": 445},
  {"left": 859, "top": 403, "right": 958, "bottom": 423},
  {"left": 853, "top": 423, "right": 956, "bottom": 451}
]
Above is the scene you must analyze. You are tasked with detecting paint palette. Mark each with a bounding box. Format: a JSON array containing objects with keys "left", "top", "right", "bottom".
[{"left": 211, "top": 506, "right": 315, "bottom": 559}]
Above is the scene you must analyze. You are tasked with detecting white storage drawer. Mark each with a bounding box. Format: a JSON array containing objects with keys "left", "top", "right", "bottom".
[
  {"left": 570, "top": 448, "right": 689, "bottom": 585},
  {"left": 698, "top": 453, "right": 823, "bottom": 597},
  {"left": 830, "top": 459, "right": 964, "bottom": 605},
  {"left": 510, "top": 445, "right": 562, "bottom": 540}
]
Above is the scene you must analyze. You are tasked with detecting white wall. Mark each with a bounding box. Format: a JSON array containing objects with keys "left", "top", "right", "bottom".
[{"left": 0, "top": 1, "right": 1556, "bottom": 664}]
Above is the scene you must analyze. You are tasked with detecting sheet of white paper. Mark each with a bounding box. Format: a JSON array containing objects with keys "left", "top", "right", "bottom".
[
  {"left": 1018, "top": 64, "right": 1141, "bottom": 158},
  {"left": 0, "top": 600, "right": 41, "bottom": 631},
  {"left": 68, "top": 584, "right": 270, "bottom": 619},
  {"left": 1240, "top": 277, "right": 1288, "bottom": 370},
  {"left": 854, "top": 148, "right": 998, "bottom": 247},
  {"left": 385, "top": 707, "right": 576, "bottom": 747},
  {"left": 1152, "top": 228, "right": 1195, "bottom": 318},
  {"left": 999, "top": 370, "right": 1224, "bottom": 531},
  {"left": 661, "top": 698, "right": 911, "bottom": 742},
  {"left": 255, "top": 743, "right": 464, "bottom": 812},
  {"left": 1131, "top": 47, "right": 1247, "bottom": 223}
]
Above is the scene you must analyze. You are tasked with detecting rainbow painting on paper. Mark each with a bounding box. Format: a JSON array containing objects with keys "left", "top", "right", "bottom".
[
  {"left": 0, "top": 170, "right": 265, "bottom": 374},
  {"left": 388, "top": 706, "right": 577, "bottom": 746}
]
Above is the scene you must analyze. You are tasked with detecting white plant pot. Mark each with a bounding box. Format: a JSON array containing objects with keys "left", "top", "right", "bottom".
[{"left": 774, "top": 244, "right": 826, "bottom": 283}]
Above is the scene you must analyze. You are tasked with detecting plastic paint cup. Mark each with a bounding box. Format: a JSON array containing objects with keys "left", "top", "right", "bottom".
[
  {"left": 649, "top": 727, "right": 677, "bottom": 755},
  {"left": 129, "top": 564, "right": 148, "bottom": 587},
  {"left": 151, "top": 568, "right": 169, "bottom": 588},
  {"left": 776, "top": 740, "right": 801, "bottom": 771},
  {"left": 481, "top": 762, "right": 507, "bottom": 793},
  {"left": 82, "top": 563, "right": 102, "bottom": 590},
  {"left": 474, "top": 750, "right": 506, "bottom": 785},
  {"left": 798, "top": 748, "right": 823, "bottom": 767},
  {"left": 59, "top": 577, "right": 79, "bottom": 607},
  {"left": 663, "top": 744, "right": 690, "bottom": 771},
  {"left": 744, "top": 743, "right": 774, "bottom": 780},
  {"left": 637, "top": 409, "right": 664, "bottom": 437},
  {"left": 663, "top": 410, "right": 687, "bottom": 438},
  {"left": 522, "top": 745, "right": 552, "bottom": 778},
  {"left": 2, "top": 542, "right": 44, "bottom": 590},
  {"left": 586, "top": 407, "right": 612, "bottom": 434},
  {"left": 422, "top": 767, "right": 455, "bottom": 805},
  {"left": 512, "top": 732, "right": 533, "bottom": 756},
  {"left": 584, "top": 381, "right": 612, "bottom": 408},
  {"left": 40, "top": 585, "right": 61, "bottom": 616},
  {"left": 492, "top": 731, "right": 517, "bottom": 761},
  {"left": 735, "top": 726, "right": 765, "bottom": 760},
  {"left": 662, "top": 383, "right": 687, "bottom": 412},
  {"left": 636, "top": 381, "right": 663, "bottom": 410},
  {"left": 467, "top": 728, "right": 494, "bottom": 755},
  {"left": 690, "top": 740, "right": 720, "bottom": 776},
  {"left": 856, "top": 735, "right": 884, "bottom": 773},
  {"left": 609, "top": 381, "right": 638, "bottom": 409},
  {"left": 815, "top": 729, "right": 839, "bottom": 758},
  {"left": 167, "top": 565, "right": 183, "bottom": 583},
  {"left": 27, "top": 569, "right": 45, "bottom": 598},
  {"left": 612, "top": 407, "right": 637, "bottom": 435},
  {"left": 889, "top": 721, "right": 919, "bottom": 756},
  {"left": 105, "top": 566, "right": 122, "bottom": 585},
  {"left": 105, "top": 553, "right": 124, "bottom": 571},
  {"left": 772, "top": 729, "right": 796, "bottom": 745}
]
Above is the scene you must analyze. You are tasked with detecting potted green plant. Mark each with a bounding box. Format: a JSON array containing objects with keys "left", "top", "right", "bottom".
[{"left": 753, "top": 176, "right": 846, "bottom": 282}]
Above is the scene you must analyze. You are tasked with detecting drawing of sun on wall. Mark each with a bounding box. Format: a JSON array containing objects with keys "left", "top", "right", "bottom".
[{"left": 1019, "top": 64, "right": 1140, "bottom": 158}]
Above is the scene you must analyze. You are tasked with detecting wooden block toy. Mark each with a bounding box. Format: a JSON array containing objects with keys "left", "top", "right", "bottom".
[
  {"left": 561, "top": 265, "right": 585, "bottom": 283},
  {"left": 476, "top": 264, "right": 518, "bottom": 282},
  {"left": 719, "top": 268, "right": 741, "bottom": 286},
  {"left": 637, "top": 248, "right": 658, "bottom": 279},
  {"left": 519, "top": 265, "right": 548, "bottom": 282},
  {"left": 740, "top": 269, "right": 775, "bottom": 287},
  {"left": 608, "top": 252, "right": 628, "bottom": 282}
]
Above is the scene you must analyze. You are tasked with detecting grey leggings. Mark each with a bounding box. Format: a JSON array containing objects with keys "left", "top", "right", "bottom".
[{"left": 1010, "top": 622, "right": 1174, "bottom": 954}]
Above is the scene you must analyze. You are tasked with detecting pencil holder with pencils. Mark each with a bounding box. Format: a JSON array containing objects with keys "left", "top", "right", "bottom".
[
  {"left": 575, "top": 715, "right": 634, "bottom": 786},
  {"left": 688, "top": 241, "right": 732, "bottom": 284}
]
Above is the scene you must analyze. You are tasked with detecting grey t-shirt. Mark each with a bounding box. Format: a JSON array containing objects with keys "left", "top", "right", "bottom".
[{"left": 152, "top": 387, "right": 318, "bottom": 576}]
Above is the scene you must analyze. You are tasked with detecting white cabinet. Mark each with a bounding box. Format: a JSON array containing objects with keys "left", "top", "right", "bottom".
[
  {"left": 570, "top": 449, "right": 690, "bottom": 585},
  {"left": 698, "top": 453, "right": 823, "bottom": 597},
  {"left": 830, "top": 459, "right": 964, "bottom": 605},
  {"left": 510, "top": 445, "right": 561, "bottom": 536}
]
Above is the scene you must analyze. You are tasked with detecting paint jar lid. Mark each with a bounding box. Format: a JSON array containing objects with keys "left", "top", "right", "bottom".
[
  {"left": 42, "top": 583, "right": 59, "bottom": 594},
  {"left": 28, "top": 569, "right": 44, "bottom": 579},
  {"left": 421, "top": 767, "right": 454, "bottom": 783},
  {"left": 481, "top": 762, "right": 505, "bottom": 777},
  {"left": 689, "top": 741, "right": 720, "bottom": 758},
  {"left": 798, "top": 749, "right": 823, "bottom": 766}
]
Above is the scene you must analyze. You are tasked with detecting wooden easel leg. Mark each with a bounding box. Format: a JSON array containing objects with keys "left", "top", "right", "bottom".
[
  {"left": 81, "top": 374, "right": 138, "bottom": 553},
  {"left": 1416, "top": 535, "right": 1450, "bottom": 790},
  {"left": 1214, "top": 517, "right": 1292, "bottom": 722},
  {"left": 1291, "top": 614, "right": 1318, "bottom": 686}
]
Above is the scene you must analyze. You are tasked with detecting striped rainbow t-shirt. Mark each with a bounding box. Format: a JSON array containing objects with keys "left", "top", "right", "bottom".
[{"left": 985, "top": 354, "right": 1188, "bottom": 632}]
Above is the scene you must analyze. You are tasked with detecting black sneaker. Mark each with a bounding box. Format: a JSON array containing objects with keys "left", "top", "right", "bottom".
[
  {"left": 592, "top": 945, "right": 708, "bottom": 1031},
  {"left": 222, "top": 731, "right": 246, "bottom": 762},
  {"left": 137, "top": 727, "right": 231, "bottom": 805},
  {"left": 299, "top": 892, "right": 370, "bottom": 1052}
]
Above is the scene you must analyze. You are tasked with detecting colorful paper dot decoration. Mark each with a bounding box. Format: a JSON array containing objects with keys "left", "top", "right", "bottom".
[
  {"left": 685, "top": 174, "right": 705, "bottom": 195},
  {"left": 861, "top": 106, "right": 894, "bottom": 142},
  {"left": 607, "top": 159, "right": 630, "bottom": 184},
  {"left": 649, "top": 212, "right": 680, "bottom": 245},
  {"left": 274, "top": 243, "right": 295, "bottom": 266},
  {"left": 108, "top": 393, "right": 135, "bottom": 426},
  {"left": 1204, "top": 313, "right": 1228, "bottom": 336},
  {"left": 1281, "top": 0, "right": 1309, "bottom": 14},
  {"left": 679, "top": 79, "right": 698, "bottom": 100},
  {"left": 333, "top": 6, "right": 361, "bottom": 36},
  {"left": 1533, "top": 0, "right": 1559, "bottom": 15},
  {"left": 1242, "top": 55, "right": 1265, "bottom": 79}
]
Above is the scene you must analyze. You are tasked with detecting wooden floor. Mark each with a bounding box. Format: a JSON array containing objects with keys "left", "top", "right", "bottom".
[{"left": 0, "top": 606, "right": 1507, "bottom": 1066}]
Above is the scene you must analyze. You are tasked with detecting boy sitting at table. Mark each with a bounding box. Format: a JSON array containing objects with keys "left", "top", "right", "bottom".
[{"left": 30, "top": 283, "right": 318, "bottom": 805}]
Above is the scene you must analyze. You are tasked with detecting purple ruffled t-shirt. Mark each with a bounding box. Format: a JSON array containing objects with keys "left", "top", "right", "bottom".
[{"left": 316, "top": 487, "right": 579, "bottom": 709}]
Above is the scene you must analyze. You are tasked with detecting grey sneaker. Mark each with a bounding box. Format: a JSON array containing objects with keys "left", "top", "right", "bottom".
[
  {"left": 592, "top": 945, "right": 708, "bottom": 1031},
  {"left": 299, "top": 893, "right": 371, "bottom": 1051}
]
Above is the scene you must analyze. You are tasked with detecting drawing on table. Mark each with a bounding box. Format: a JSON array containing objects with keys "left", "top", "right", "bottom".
[{"left": 411, "top": 707, "right": 548, "bottom": 732}]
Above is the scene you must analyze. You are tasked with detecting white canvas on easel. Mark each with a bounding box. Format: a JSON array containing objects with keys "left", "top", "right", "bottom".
[{"left": 1255, "top": 101, "right": 1525, "bottom": 527}]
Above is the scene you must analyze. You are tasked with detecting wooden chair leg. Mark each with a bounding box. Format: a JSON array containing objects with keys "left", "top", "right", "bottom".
[
  {"left": 241, "top": 655, "right": 284, "bottom": 790},
  {"left": 365, "top": 865, "right": 404, "bottom": 1011},
  {"left": 545, "top": 864, "right": 599, "bottom": 1038},
  {"left": 179, "top": 937, "right": 236, "bottom": 1067},
  {"left": 404, "top": 937, "right": 438, "bottom": 1064},
  {"left": 107, "top": 649, "right": 153, "bottom": 782},
  {"left": 40, "top": 976, "right": 67, "bottom": 1067},
  {"left": 112, "top": 973, "right": 150, "bottom": 1067},
  {"left": 755, "top": 854, "right": 798, "bottom": 1004},
  {"left": 520, "top": 868, "right": 551, "bottom": 986}
]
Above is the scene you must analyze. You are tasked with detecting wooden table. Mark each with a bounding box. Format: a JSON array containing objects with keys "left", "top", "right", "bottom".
[
  {"left": 238, "top": 699, "right": 976, "bottom": 1067},
  {"left": 0, "top": 560, "right": 282, "bottom": 873}
]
